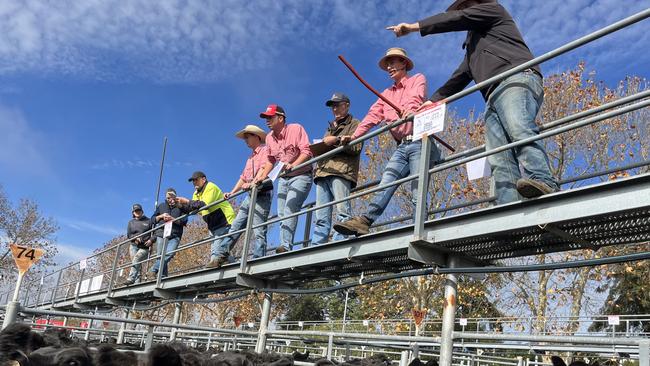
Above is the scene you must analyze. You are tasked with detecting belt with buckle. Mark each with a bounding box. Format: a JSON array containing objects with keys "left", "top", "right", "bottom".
[{"left": 397, "top": 135, "right": 414, "bottom": 145}]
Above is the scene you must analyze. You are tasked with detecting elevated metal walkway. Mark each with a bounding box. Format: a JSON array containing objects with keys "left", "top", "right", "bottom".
[{"left": 35, "top": 172, "right": 650, "bottom": 310}]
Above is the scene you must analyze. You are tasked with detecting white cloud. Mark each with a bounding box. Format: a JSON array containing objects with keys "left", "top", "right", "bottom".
[
  {"left": 53, "top": 242, "right": 90, "bottom": 267},
  {"left": 59, "top": 217, "right": 122, "bottom": 237},
  {"left": 0, "top": 1, "right": 645, "bottom": 83},
  {"left": 0, "top": 102, "right": 53, "bottom": 176}
]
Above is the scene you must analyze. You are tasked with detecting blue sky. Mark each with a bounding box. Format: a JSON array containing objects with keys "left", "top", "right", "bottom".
[{"left": 0, "top": 0, "right": 648, "bottom": 266}]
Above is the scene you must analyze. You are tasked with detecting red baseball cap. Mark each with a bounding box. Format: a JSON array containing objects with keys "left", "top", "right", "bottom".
[{"left": 259, "top": 104, "right": 286, "bottom": 118}]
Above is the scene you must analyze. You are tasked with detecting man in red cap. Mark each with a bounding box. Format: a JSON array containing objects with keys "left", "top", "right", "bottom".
[
  {"left": 386, "top": 0, "right": 559, "bottom": 204},
  {"left": 334, "top": 48, "right": 442, "bottom": 237},
  {"left": 260, "top": 104, "right": 313, "bottom": 253}
]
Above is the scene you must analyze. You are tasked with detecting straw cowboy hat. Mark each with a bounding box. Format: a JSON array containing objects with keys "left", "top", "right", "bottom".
[
  {"left": 447, "top": 0, "right": 496, "bottom": 11},
  {"left": 378, "top": 47, "right": 414, "bottom": 72},
  {"left": 235, "top": 125, "right": 267, "bottom": 140}
]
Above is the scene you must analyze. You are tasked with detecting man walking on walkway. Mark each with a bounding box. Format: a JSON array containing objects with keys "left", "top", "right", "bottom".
[{"left": 386, "top": 0, "right": 558, "bottom": 203}]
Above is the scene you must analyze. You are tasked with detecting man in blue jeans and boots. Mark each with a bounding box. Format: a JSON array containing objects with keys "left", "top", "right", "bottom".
[
  {"left": 215, "top": 125, "right": 274, "bottom": 261},
  {"left": 385, "top": 0, "right": 559, "bottom": 204},
  {"left": 175, "top": 171, "right": 235, "bottom": 268},
  {"left": 261, "top": 104, "right": 313, "bottom": 253},
  {"left": 312, "top": 93, "right": 362, "bottom": 245},
  {"left": 150, "top": 188, "right": 187, "bottom": 278},
  {"left": 124, "top": 203, "right": 153, "bottom": 285},
  {"left": 335, "top": 48, "right": 442, "bottom": 237}
]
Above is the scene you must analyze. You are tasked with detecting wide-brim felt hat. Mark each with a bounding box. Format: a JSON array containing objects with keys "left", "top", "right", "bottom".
[
  {"left": 378, "top": 47, "right": 414, "bottom": 71},
  {"left": 235, "top": 125, "right": 267, "bottom": 140}
]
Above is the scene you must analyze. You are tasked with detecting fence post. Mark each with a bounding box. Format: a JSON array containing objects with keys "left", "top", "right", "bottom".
[
  {"left": 254, "top": 292, "right": 272, "bottom": 353},
  {"left": 170, "top": 302, "right": 182, "bottom": 341},
  {"left": 439, "top": 256, "right": 459, "bottom": 366}
]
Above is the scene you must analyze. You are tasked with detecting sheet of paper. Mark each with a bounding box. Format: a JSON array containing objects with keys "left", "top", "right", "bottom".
[
  {"left": 163, "top": 221, "right": 173, "bottom": 238},
  {"left": 79, "top": 258, "right": 87, "bottom": 270},
  {"left": 268, "top": 162, "right": 285, "bottom": 182},
  {"left": 413, "top": 103, "right": 446, "bottom": 140},
  {"left": 466, "top": 156, "right": 491, "bottom": 181},
  {"left": 312, "top": 138, "right": 322, "bottom": 144}
]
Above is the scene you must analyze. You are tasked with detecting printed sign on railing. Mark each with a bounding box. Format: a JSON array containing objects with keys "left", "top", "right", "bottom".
[{"left": 413, "top": 103, "right": 446, "bottom": 141}]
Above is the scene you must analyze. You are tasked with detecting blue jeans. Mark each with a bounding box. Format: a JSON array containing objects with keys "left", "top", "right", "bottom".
[
  {"left": 364, "top": 137, "right": 441, "bottom": 223},
  {"left": 277, "top": 174, "right": 313, "bottom": 250},
  {"left": 485, "top": 70, "right": 558, "bottom": 204},
  {"left": 312, "top": 176, "right": 353, "bottom": 244},
  {"left": 127, "top": 244, "right": 149, "bottom": 282},
  {"left": 209, "top": 225, "right": 231, "bottom": 259},
  {"left": 150, "top": 236, "right": 180, "bottom": 277},
  {"left": 213, "top": 191, "right": 272, "bottom": 259}
]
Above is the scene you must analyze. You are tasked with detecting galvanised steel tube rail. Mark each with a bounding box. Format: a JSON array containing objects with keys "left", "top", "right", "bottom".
[
  {"left": 17, "top": 307, "right": 257, "bottom": 337},
  {"left": 266, "top": 329, "right": 648, "bottom": 347},
  {"left": 427, "top": 100, "right": 650, "bottom": 177}
]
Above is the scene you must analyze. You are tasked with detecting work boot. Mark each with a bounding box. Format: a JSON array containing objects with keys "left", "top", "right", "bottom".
[
  {"left": 516, "top": 178, "right": 557, "bottom": 198},
  {"left": 205, "top": 256, "right": 228, "bottom": 269},
  {"left": 275, "top": 246, "right": 289, "bottom": 254},
  {"left": 333, "top": 216, "right": 371, "bottom": 237}
]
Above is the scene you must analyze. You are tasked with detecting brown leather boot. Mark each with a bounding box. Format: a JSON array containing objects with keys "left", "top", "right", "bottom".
[
  {"left": 333, "top": 216, "right": 371, "bottom": 237},
  {"left": 516, "top": 178, "right": 557, "bottom": 198}
]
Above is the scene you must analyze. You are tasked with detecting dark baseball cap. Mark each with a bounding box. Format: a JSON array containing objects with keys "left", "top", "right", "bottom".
[
  {"left": 132, "top": 203, "right": 143, "bottom": 212},
  {"left": 259, "top": 104, "right": 286, "bottom": 118},
  {"left": 325, "top": 92, "right": 350, "bottom": 107},
  {"left": 187, "top": 171, "right": 206, "bottom": 182}
]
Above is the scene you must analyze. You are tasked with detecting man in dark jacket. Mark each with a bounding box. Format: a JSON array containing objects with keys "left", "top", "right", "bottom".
[
  {"left": 386, "top": 0, "right": 558, "bottom": 204},
  {"left": 124, "top": 203, "right": 153, "bottom": 285},
  {"left": 149, "top": 188, "right": 188, "bottom": 277},
  {"left": 312, "top": 93, "right": 362, "bottom": 245}
]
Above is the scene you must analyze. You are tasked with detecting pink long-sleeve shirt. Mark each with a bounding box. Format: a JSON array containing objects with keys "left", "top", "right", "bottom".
[
  {"left": 240, "top": 145, "right": 271, "bottom": 183},
  {"left": 352, "top": 73, "right": 427, "bottom": 141},
  {"left": 266, "top": 123, "right": 313, "bottom": 176}
]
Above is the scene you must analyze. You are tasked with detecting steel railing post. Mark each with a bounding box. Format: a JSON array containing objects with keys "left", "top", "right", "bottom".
[
  {"left": 239, "top": 185, "right": 258, "bottom": 273},
  {"left": 414, "top": 136, "right": 432, "bottom": 240}
]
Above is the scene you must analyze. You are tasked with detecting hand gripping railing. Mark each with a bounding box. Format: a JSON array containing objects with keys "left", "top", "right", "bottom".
[{"left": 5, "top": 8, "right": 650, "bottom": 315}]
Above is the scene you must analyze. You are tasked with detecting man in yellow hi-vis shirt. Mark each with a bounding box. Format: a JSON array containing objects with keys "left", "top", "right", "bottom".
[{"left": 176, "top": 171, "right": 235, "bottom": 268}]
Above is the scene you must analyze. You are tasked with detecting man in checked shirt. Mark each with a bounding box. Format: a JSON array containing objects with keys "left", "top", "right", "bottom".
[
  {"left": 335, "top": 47, "right": 442, "bottom": 237},
  {"left": 210, "top": 125, "right": 274, "bottom": 266}
]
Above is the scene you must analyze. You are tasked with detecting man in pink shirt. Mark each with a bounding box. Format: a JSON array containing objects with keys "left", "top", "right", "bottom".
[
  {"left": 209, "top": 125, "right": 274, "bottom": 265},
  {"left": 335, "top": 48, "right": 442, "bottom": 237},
  {"left": 261, "top": 104, "right": 313, "bottom": 253}
]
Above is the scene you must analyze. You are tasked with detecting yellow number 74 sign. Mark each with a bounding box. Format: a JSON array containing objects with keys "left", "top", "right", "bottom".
[{"left": 10, "top": 244, "right": 45, "bottom": 275}]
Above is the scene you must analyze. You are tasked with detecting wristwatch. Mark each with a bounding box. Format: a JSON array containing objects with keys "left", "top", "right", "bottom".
[{"left": 336, "top": 136, "right": 342, "bottom": 146}]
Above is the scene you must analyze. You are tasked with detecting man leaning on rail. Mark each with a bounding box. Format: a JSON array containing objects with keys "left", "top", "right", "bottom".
[
  {"left": 386, "top": 0, "right": 559, "bottom": 204},
  {"left": 211, "top": 125, "right": 274, "bottom": 267},
  {"left": 123, "top": 203, "right": 153, "bottom": 285},
  {"left": 175, "top": 171, "right": 236, "bottom": 268},
  {"left": 261, "top": 104, "right": 313, "bottom": 253},
  {"left": 335, "top": 48, "right": 442, "bottom": 237},
  {"left": 149, "top": 188, "right": 188, "bottom": 277},
  {"left": 311, "top": 92, "right": 362, "bottom": 245}
]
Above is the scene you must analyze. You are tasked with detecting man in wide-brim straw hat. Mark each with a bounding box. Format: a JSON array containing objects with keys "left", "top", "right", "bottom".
[
  {"left": 385, "top": 0, "right": 559, "bottom": 204},
  {"left": 211, "top": 124, "right": 274, "bottom": 265},
  {"left": 335, "top": 48, "right": 442, "bottom": 237}
]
